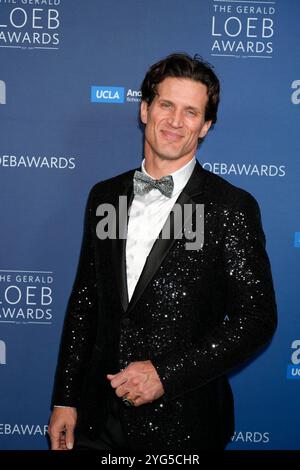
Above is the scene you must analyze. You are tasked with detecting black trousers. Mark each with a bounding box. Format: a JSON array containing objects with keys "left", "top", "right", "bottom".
[
  {"left": 75, "top": 396, "right": 226, "bottom": 452},
  {"left": 75, "top": 394, "right": 131, "bottom": 451}
]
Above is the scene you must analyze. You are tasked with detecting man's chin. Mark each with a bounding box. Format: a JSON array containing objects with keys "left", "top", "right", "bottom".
[
  {"left": 156, "top": 153, "right": 186, "bottom": 161},
  {"left": 155, "top": 147, "right": 184, "bottom": 160}
]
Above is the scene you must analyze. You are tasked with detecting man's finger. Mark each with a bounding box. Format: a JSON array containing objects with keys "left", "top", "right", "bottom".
[
  {"left": 106, "top": 374, "right": 115, "bottom": 379},
  {"left": 131, "top": 396, "right": 145, "bottom": 407},
  {"left": 65, "top": 425, "right": 74, "bottom": 450},
  {"left": 59, "top": 434, "right": 67, "bottom": 450},
  {"left": 107, "top": 372, "right": 128, "bottom": 388},
  {"left": 115, "top": 385, "right": 129, "bottom": 398},
  {"left": 50, "top": 428, "right": 64, "bottom": 450}
]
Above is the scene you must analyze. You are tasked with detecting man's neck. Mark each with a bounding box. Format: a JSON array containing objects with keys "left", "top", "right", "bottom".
[{"left": 144, "top": 154, "right": 195, "bottom": 179}]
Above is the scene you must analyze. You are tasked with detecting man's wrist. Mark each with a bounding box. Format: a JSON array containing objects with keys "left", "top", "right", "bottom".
[{"left": 54, "top": 405, "right": 74, "bottom": 408}]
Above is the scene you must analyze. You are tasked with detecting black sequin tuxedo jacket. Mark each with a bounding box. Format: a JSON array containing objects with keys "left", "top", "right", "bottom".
[{"left": 52, "top": 160, "right": 277, "bottom": 451}]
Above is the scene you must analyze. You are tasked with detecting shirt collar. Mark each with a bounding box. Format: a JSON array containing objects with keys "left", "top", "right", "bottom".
[{"left": 141, "top": 157, "right": 196, "bottom": 197}]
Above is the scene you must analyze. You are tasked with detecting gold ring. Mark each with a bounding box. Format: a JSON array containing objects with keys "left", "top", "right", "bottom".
[{"left": 122, "top": 397, "right": 135, "bottom": 407}]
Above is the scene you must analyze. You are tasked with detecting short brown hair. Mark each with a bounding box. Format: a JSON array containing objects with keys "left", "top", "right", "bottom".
[{"left": 141, "top": 52, "right": 220, "bottom": 124}]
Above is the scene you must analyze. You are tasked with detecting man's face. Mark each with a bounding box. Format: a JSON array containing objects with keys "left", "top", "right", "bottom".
[{"left": 140, "top": 77, "right": 212, "bottom": 164}]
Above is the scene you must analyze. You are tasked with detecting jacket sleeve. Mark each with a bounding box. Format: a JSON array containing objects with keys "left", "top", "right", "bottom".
[
  {"left": 150, "top": 192, "right": 278, "bottom": 400},
  {"left": 51, "top": 186, "right": 98, "bottom": 408}
]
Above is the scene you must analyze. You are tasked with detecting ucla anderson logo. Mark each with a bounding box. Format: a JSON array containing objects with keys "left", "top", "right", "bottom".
[
  {"left": 287, "top": 340, "right": 300, "bottom": 379},
  {"left": 91, "top": 86, "right": 125, "bottom": 103},
  {"left": 295, "top": 232, "right": 300, "bottom": 248}
]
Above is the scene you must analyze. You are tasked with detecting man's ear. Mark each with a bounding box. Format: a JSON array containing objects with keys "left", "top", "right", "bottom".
[
  {"left": 140, "top": 100, "right": 148, "bottom": 125},
  {"left": 199, "top": 120, "right": 212, "bottom": 139}
]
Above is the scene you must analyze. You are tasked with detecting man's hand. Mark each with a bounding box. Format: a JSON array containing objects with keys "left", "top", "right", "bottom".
[
  {"left": 107, "top": 360, "right": 164, "bottom": 407},
  {"left": 48, "top": 407, "right": 77, "bottom": 450}
]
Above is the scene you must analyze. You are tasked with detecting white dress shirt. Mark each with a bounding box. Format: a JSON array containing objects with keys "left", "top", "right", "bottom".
[{"left": 126, "top": 157, "right": 196, "bottom": 302}]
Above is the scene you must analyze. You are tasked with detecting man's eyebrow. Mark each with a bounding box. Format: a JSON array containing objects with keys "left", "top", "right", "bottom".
[
  {"left": 156, "top": 94, "right": 202, "bottom": 112},
  {"left": 185, "top": 105, "right": 201, "bottom": 112},
  {"left": 159, "top": 98, "right": 173, "bottom": 104},
  {"left": 157, "top": 93, "right": 200, "bottom": 112},
  {"left": 156, "top": 93, "right": 170, "bottom": 102}
]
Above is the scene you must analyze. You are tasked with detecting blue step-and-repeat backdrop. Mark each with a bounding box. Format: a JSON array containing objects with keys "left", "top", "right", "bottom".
[{"left": 0, "top": 0, "right": 299, "bottom": 450}]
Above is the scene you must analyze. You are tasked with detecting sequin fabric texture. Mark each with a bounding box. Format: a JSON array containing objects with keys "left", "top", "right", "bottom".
[{"left": 52, "top": 164, "right": 277, "bottom": 451}]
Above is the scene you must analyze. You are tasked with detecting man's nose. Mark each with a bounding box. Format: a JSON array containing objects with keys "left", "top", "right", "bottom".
[{"left": 167, "top": 109, "right": 183, "bottom": 128}]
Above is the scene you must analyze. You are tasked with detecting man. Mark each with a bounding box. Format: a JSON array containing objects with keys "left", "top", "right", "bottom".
[{"left": 48, "top": 53, "right": 277, "bottom": 451}]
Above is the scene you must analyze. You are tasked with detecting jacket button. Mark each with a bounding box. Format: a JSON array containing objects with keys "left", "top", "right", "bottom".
[{"left": 121, "top": 317, "right": 131, "bottom": 326}]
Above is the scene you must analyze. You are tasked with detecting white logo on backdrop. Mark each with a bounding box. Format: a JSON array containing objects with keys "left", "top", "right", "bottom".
[
  {"left": 210, "top": 0, "right": 276, "bottom": 59},
  {"left": 291, "top": 340, "right": 300, "bottom": 365},
  {"left": 0, "top": 1, "right": 61, "bottom": 50},
  {"left": 231, "top": 431, "right": 270, "bottom": 444},
  {"left": 0, "top": 423, "right": 48, "bottom": 436},
  {"left": 0, "top": 270, "right": 54, "bottom": 325},
  {"left": 0, "top": 80, "right": 6, "bottom": 104},
  {"left": 0, "top": 154, "right": 76, "bottom": 169},
  {"left": 291, "top": 80, "right": 300, "bottom": 105},
  {"left": 0, "top": 340, "right": 6, "bottom": 365},
  {"left": 202, "top": 162, "right": 286, "bottom": 177}
]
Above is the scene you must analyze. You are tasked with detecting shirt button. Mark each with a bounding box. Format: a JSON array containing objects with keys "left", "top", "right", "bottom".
[{"left": 121, "top": 317, "right": 131, "bottom": 326}]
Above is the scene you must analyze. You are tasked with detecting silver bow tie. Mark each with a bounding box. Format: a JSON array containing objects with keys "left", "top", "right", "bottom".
[{"left": 133, "top": 170, "right": 174, "bottom": 198}]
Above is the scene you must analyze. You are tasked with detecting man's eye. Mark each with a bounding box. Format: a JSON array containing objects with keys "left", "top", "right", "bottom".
[
  {"left": 161, "top": 102, "right": 171, "bottom": 108},
  {"left": 187, "top": 110, "right": 196, "bottom": 117}
]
